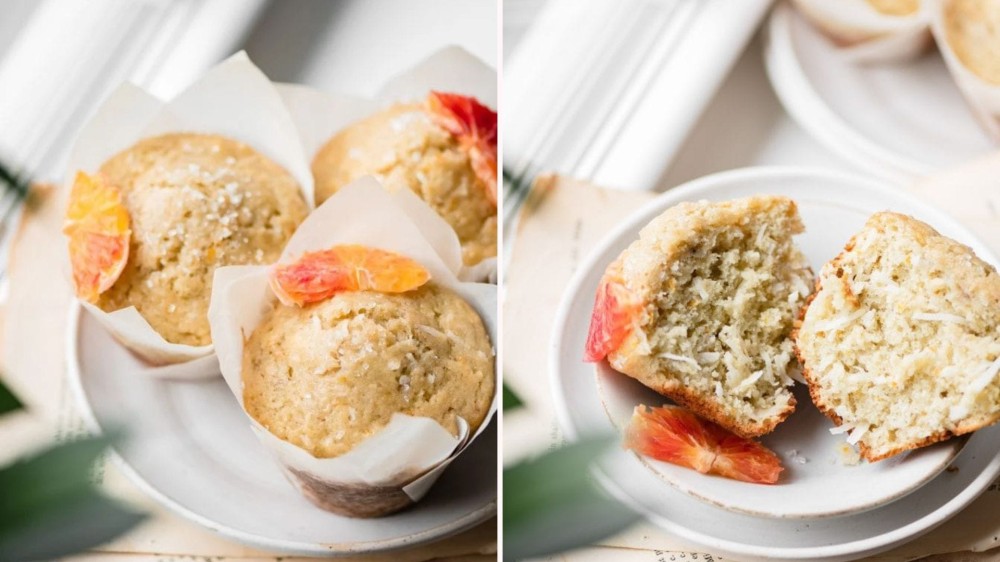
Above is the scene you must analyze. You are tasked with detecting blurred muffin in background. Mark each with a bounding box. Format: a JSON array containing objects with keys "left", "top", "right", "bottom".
[{"left": 312, "top": 93, "right": 497, "bottom": 266}]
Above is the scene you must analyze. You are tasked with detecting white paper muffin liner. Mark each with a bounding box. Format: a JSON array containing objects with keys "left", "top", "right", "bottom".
[
  {"left": 927, "top": 0, "right": 1000, "bottom": 142},
  {"left": 277, "top": 46, "right": 498, "bottom": 282},
  {"left": 64, "top": 52, "right": 314, "bottom": 371},
  {"left": 791, "top": 0, "right": 931, "bottom": 63},
  {"left": 207, "top": 177, "right": 498, "bottom": 516}
]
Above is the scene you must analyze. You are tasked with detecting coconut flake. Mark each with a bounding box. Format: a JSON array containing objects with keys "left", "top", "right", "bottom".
[
  {"left": 416, "top": 324, "right": 447, "bottom": 340},
  {"left": 846, "top": 425, "right": 868, "bottom": 445},
  {"left": 913, "top": 312, "right": 969, "bottom": 325},
  {"left": 755, "top": 225, "right": 769, "bottom": 247},
  {"left": 735, "top": 370, "right": 764, "bottom": 393},
  {"left": 792, "top": 273, "right": 812, "bottom": 298},
  {"left": 659, "top": 353, "right": 699, "bottom": 368},
  {"left": 786, "top": 449, "right": 809, "bottom": 464},
  {"left": 949, "top": 404, "right": 970, "bottom": 422},
  {"left": 968, "top": 356, "right": 1000, "bottom": 397},
  {"left": 697, "top": 352, "right": 721, "bottom": 365},
  {"left": 714, "top": 381, "right": 724, "bottom": 398},
  {"left": 813, "top": 308, "right": 867, "bottom": 333},
  {"left": 829, "top": 423, "right": 855, "bottom": 435}
]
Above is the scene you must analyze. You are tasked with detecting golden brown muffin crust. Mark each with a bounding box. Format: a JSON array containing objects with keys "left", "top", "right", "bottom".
[
  {"left": 96, "top": 133, "right": 309, "bottom": 345},
  {"left": 311, "top": 103, "right": 496, "bottom": 266},
  {"left": 242, "top": 283, "right": 495, "bottom": 459}
]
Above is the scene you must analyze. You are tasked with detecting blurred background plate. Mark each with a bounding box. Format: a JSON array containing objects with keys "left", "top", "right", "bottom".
[
  {"left": 66, "top": 304, "right": 497, "bottom": 557},
  {"left": 764, "top": 3, "right": 995, "bottom": 182}
]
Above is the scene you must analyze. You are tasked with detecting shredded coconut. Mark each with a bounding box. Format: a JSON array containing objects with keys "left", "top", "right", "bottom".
[
  {"left": 786, "top": 449, "right": 809, "bottom": 464},
  {"left": 966, "top": 356, "right": 1000, "bottom": 398},
  {"left": 846, "top": 425, "right": 868, "bottom": 445},
  {"left": 735, "top": 370, "right": 764, "bottom": 393},
  {"left": 949, "top": 404, "right": 970, "bottom": 422},
  {"left": 812, "top": 308, "right": 867, "bottom": 333},
  {"left": 417, "top": 324, "right": 447, "bottom": 340},
  {"left": 829, "top": 423, "right": 854, "bottom": 435},
  {"left": 659, "top": 353, "right": 699, "bottom": 368},
  {"left": 912, "top": 312, "right": 969, "bottom": 325},
  {"left": 697, "top": 352, "right": 721, "bottom": 364}
]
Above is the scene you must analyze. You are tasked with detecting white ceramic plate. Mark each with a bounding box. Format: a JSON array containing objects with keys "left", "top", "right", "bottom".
[
  {"left": 597, "top": 373, "right": 964, "bottom": 519},
  {"left": 764, "top": 4, "right": 995, "bottom": 181},
  {"left": 551, "top": 168, "right": 1000, "bottom": 560},
  {"left": 66, "top": 305, "right": 496, "bottom": 557}
]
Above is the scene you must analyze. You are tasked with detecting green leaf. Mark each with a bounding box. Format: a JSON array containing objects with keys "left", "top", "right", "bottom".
[
  {"left": 502, "top": 383, "right": 524, "bottom": 411},
  {"left": 503, "top": 437, "right": 641, "bottom": 561},
  {"left": 0, "top": 489, "right": 145, "bottom": 561},
  {"left": 0, "top": 380, "right": 22, "bottom": 416},
  {"left": 0, "top": 434, "right": 146, "bottom": 560}
]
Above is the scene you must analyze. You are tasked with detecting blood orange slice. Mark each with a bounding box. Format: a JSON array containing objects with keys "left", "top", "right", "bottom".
[
  {"left": 426, "top": 91, "right": 498, "bottom": 205},
  {"left": 63, "top": 172, "right": 131, "bottom": 303},
  {"left": 624, "top": 404, "right": 783, "bottom": 484},
  {"left": 584, "top": 264, "right": 641, "bottom": 362},
  {"left": 270, "top": 245, "right": 430, "bottom": 306}
]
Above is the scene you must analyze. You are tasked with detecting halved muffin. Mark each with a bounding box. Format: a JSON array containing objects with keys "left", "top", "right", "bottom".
[
  {"left": 586, "top": 196, "right": 814, "bottom": 438},
  {"left": 795, "top": 212, "right": 1000, "bottom": 461}
]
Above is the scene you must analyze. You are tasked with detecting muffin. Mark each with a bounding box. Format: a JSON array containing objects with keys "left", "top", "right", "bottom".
[
  {"left": 311, "top": 93, "right": 497, "bottom": 266},
  {"left": 941, "top": 0, "right": 1000, "bottom": 85},
  {"left": 795, "top": 212, "right": 1000, "bottom": 461},
  {"left": 585, "top": 196, "right": 813, "bottom": 438},
  {"left": 868, "top": 0, "right": 920, "bottom": 15},
  {"left": 92, "top": 133, "right": 309, "bottom": 346},
  {"left": 242, "top": 282, "right": 494, "bottom": 516},
  {"left": 791, "top": 0, "right": 930, "bottom": 62}
]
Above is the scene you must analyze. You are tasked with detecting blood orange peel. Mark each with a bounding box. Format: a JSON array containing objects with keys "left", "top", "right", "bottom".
[
  {"left": 584, "top": 264, "right": 641, "bottom": 362},
  {"left": 270, "top": 245, "right": 430, "bottom": 306},
  {"left": 426, "top": 91, "right": 498, "bottom": 205},
  {"left": 624, "top": 404, "right": 783, "bottom": 484},
  {"left": 63, "top": 171, "right": 131, "bottom": 303}
]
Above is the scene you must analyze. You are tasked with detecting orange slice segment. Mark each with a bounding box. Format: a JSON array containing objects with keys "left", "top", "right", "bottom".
[
  {"left": 63, "top": 172, "right": 131, "bottom": 302},
  {"left": 624, "top": 405, "right": 783, "bottom": 485},
  {"left": 426, "top": 91, "right": 498, "bottom": 205},
  {"left": 584, "top": 263, "right": 641, "bottom": 362},
  {"left": 270, "top": 245, "right": 431, "bottom": 306}
]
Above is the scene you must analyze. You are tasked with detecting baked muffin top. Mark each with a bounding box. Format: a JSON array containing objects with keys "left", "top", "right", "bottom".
[
  {"left": 96, "top": 132, "right": 309, "bottom": 346},
  {"left": 311, "top": 103, "right": 497, "bottom": 266},
  {"left": 242, "top": 283, "right": 495, "bottom": 458},
  {"left": 944, "top": 0, "right": 1000, "bottom": 85}
]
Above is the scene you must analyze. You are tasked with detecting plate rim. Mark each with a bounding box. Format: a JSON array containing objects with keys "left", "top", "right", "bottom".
[
  {"left": 763, "top": 3, "right": 942, "bottom": 182},
  {"left": 65, "top": 303, "right": 496, "bottom": 557},
  {"left": 549, "top": 165, "right": 1000, "bottom": 558},
  {"left": 593, "top": 366, "right": 967, "bottom": 520}
]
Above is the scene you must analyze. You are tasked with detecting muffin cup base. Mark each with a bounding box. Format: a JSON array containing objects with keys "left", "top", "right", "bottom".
[{"left": 288, "top": 468, "right": 415, "bottom": 518}]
